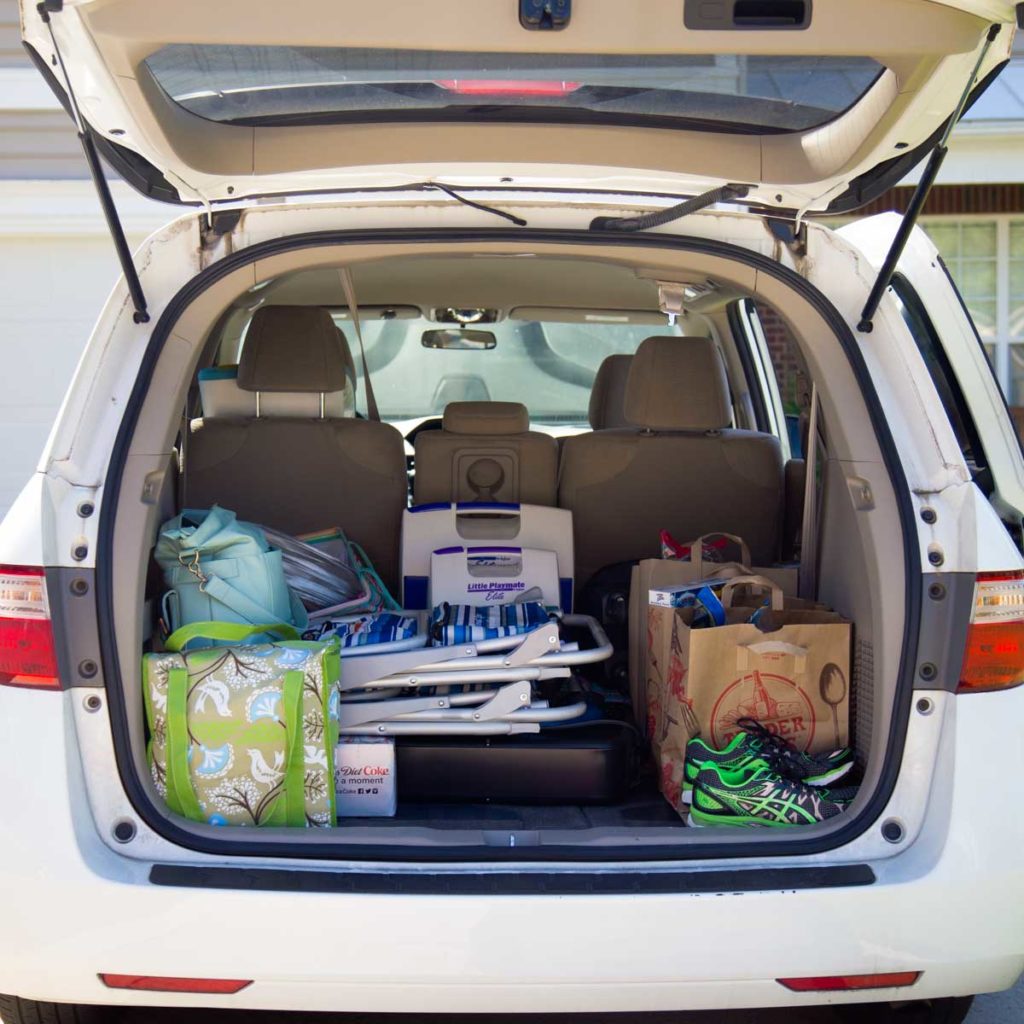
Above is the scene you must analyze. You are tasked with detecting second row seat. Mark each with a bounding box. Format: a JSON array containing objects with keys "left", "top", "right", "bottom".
[
  {"left": 413, "top": 401, "right": 558, "bottom": 506},
  {"left": 558, "top": 336, "right": 784, "bottom": 587},
  {"left": 186, "top": 306, "right": 407, "bottom": 592},
  {"left": 186, "top": 307, "right": 783, "bottom": 597}
]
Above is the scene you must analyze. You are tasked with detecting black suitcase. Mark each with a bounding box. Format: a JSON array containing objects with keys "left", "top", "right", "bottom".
[{"left": 396, "top": 724, "right": 639, "bottom": 805}]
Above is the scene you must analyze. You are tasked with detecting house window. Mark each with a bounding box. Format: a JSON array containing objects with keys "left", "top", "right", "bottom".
[{"left": 921, "top": 216, "right": 1024, "bottom": 406}]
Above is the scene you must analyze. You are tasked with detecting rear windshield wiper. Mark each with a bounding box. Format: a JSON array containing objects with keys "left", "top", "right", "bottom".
[{"left": 589, "top": 182, "right": 752, "bottom": 232}]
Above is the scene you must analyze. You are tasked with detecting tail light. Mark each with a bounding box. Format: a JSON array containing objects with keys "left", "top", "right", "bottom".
[
  {"left": 435, "top": 79, "right": 581, "bottom": 96},
  {"left": 100, "top": 974, "right": 252, "bottom": 994},
  {"left": 778, "top": 971, "right": 920, "bottom": 992},
  {"left": 958, "top": 570, "right": 1024, "bottom": 694},
  {"left": 0, "top": 565, "right": 59, "bottom": 689}
]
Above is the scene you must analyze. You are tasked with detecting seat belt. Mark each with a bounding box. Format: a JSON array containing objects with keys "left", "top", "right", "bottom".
[
  {"left": 338, "top": 267, "right": 380, "bottom": 421},
  {"left": 798, "top": 383, "right": 819, "bottom": 599}
]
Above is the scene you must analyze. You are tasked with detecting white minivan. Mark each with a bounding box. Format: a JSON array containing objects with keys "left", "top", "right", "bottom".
[{"left": 2, "top": 1, "right": 1023, "bottom": 1021}]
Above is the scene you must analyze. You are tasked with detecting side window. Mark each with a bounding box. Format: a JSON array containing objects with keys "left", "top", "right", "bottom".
[
  {"left": 890, "top": 274, "right": 993, "bottom": 493},
  {"left": 730, "top": 299, "right": 802, "bottom": 458},
  {"left": 921, "top": 217, "right": 1024, "bottom": 422}
]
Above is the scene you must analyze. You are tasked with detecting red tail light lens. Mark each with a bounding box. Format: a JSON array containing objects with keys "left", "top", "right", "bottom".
[
  {"left": 100, "top": 974, "right": 252, "bottom": 994},
  {"left": 958, "top": 570, "right": 1024, "bottom": 693},
  {"left": 435, "top": 79, "right": 581, "bottom": 96},
  {"left": 0, "top": 566, "right": 59, "bottom": 689},
  {"left": 778, "top": 971, "right": 921, "bottom": 992}
]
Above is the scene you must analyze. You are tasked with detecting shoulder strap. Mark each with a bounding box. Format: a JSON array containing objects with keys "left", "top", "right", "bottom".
[
  {"left": 199, "top": 571, "right": 286, "bottom": 627},
  {"left": 164, "top": 667, "right": 205, "bottom": 821},
  {"left": 338, "top": 267, "right": 380, "bottom": 421},
  {"left": 165, "top": 620, "right": 300, "bottom": 652},
  {"left": 280, "top": 669, "right": 308, "bottom": 828}
]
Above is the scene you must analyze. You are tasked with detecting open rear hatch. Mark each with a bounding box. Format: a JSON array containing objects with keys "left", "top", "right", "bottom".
[
  {"left": 19, "top": 0, "right": 1017, "bottom": 211},
  {"left": 18, "top": 0, "right": 1014, "bottom": 861}
]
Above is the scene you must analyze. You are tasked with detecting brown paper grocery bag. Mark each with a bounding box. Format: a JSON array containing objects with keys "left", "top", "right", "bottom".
[
  {"left": 629, "top": 534, "right": 798, "bottom": 732},
  {"left": 645, "top": 576, "right": 850, "bottom": 816}
]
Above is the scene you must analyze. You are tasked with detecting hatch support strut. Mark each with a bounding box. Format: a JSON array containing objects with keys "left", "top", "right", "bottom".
[
  {"left": 37, "top": 3, "right": 150, "bottom": 324},
  {"left": 857, "top": 24, "right": 1001, "bottom": 334}
]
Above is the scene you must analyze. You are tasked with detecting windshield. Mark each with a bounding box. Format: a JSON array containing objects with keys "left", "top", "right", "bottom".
[
  {"left": 323, "top": 316, "right": 678, "bottom": 426},
  {"left": 144, "top": 45, "right": 884, "bottom": 134}
]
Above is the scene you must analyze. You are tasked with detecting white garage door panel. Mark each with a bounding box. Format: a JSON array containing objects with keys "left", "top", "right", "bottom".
[
  {"left": 0, "top": 235, "right": 121, "bottom": 515},
  {"left": 0, "top": 183, "right": 169, "bottom": 518}
]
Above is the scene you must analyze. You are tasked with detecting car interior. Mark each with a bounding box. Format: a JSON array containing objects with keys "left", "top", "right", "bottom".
[{"left": 112, "top": 245, "right": 909, "bottom": 852}]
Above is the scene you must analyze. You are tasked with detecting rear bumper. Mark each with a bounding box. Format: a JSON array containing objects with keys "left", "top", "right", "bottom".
[{"left": 0, "top": 686, "right": 1021, "bottom": 1013}]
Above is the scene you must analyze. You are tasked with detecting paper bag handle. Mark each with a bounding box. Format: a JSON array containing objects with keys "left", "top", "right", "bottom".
[
  {"left": 742, "top": 640, "right": 808, "bottom": 658},
  {"left": 737, "top": 640, "right": 808, "bottom": 674},
  {"left": 720, "top": 575, "right": 785, "bottom": 612},
  {"left": 686, "top": 533, "right": 752, "bottom": 575}
]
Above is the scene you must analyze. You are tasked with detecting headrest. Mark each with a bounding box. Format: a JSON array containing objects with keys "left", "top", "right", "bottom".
[
  {"left": 443, "top": 402, "right": 530, "bottom": 435},
  {"left": 624, "top": 336, "right": 731, "bottom": 431},
  {"left": 238, "top": 306, "right": 352, "bottom": 393},
  {"left": 588, "top": 354, "right": 633, "bottom": 430},
  {"left": 197, "top": 365, "right": 356, "bottom": 420}
]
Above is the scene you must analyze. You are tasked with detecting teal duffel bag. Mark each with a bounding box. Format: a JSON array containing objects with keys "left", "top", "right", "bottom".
[{"left": 155, "top": 506, "right": 308, "bottom": 638}]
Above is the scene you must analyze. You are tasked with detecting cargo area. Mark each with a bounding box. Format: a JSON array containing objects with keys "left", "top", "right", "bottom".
[{"left": 106, "top": 241, "right": 910, "bottom": 855}]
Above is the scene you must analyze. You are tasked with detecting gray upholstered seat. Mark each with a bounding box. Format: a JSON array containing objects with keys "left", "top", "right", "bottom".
[
  {"left": 413, "top": 401, "right": 558, "bottom": 506},
  {"left": 558, "top": 336, "right": 784, "bottom": 587},
  {"left": 185, "top": 305, "right": 407, "bottom": 592}
]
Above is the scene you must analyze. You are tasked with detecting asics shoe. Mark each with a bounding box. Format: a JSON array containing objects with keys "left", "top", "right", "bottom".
[
  {"left": 682, "top": 717, "right": 853, "bottom": 803},
  {"left": 689, "top": 763, "right": 853, "bottom": 828}
]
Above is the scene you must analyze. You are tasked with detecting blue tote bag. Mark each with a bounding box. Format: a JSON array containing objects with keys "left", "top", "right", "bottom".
[{"left": 155, "top": 506, "right": 308, "bottom": 638}]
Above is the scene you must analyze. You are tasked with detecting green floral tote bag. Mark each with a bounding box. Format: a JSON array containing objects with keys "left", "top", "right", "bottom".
[{"left": 143, "top": 622, "right": 341, "bottom": 827}]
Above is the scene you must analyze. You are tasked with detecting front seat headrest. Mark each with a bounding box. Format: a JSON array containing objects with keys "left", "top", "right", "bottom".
[
  {"left": 588, "top": 354, "right": 633, "bottom": 430},
  {"left": 624, "top": 336, "right": 731, "bottom": 432},
  {"left": 238, "top": 305, "right": 353, "bottom": 394},
  {"left": 442, "top": 401, "right": 530, "bottom": 435}
]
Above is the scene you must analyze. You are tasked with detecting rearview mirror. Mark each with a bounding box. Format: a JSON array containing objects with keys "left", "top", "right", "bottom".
[{"left": 421, "top": 329, "right": 497, "bottom": 351}]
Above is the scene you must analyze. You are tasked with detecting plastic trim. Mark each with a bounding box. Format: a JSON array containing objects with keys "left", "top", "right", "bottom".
[
  {"left": 46, "top": 567, "right": 103, "bottom": 690},
  {"left": 150, "top": 862, "right": 875, "bottom": 894},
  {"left": 914, "top": 572, "right": 975, "bottom": 692}
]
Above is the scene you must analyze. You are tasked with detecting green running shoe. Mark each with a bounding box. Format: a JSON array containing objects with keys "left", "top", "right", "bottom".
[
  {"left": 689, "top": 763, "right": 853, "bottom": 828},
  {"left": 682, "top": 717, "right": 853, "bottom": 803}
]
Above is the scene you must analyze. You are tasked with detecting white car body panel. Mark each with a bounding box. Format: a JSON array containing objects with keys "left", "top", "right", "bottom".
[
  {"left": 0, "top": 167, "right": 1022, "bottom": 1009},
  {"left": 0, "top": 682, "right": 1019, "bottom": 1012}
]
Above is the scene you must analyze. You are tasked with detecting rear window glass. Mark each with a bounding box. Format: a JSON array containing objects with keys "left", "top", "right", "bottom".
[
  {"left": 229, "top": 315, "right": 675, "bottom": 427},
  {"left": 143, "top": 45, "right": 884, "bottom": 134}
]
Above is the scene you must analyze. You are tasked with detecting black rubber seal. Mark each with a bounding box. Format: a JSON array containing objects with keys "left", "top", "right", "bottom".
[
  {"left": 97, "top": 227, "right": 922, "bottom": 865},
  {"left": 727, "top": 299, "right": 773, "bottom": 435},
  {"left": 151, "top": 862, "right": 875, "bottom": 895}
]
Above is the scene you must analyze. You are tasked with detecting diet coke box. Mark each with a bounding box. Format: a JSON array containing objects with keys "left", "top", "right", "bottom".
[{"left": 334, "top": 737, "right": 397, "bottom": 817}]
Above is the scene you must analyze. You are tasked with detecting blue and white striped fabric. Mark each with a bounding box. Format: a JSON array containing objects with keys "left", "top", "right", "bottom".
[
  {"left": 430, "top": 601, "right": 551, "bottom": 646},
  {"left": 304, "top": 613, "right": 419, "bottom": 648}
]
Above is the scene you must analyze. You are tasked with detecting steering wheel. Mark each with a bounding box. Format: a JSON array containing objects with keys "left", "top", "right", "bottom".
[{"left": 404, "top": 417, "right": 444, "bottom": 445}]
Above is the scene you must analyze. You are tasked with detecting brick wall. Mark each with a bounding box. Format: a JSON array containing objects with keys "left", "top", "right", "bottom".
[
  {"left": 850, "top": 182, "right": 1024, "bottom": 218},
  {"left": 755, "top": 302, "right": 804, "bottom": 413}
]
